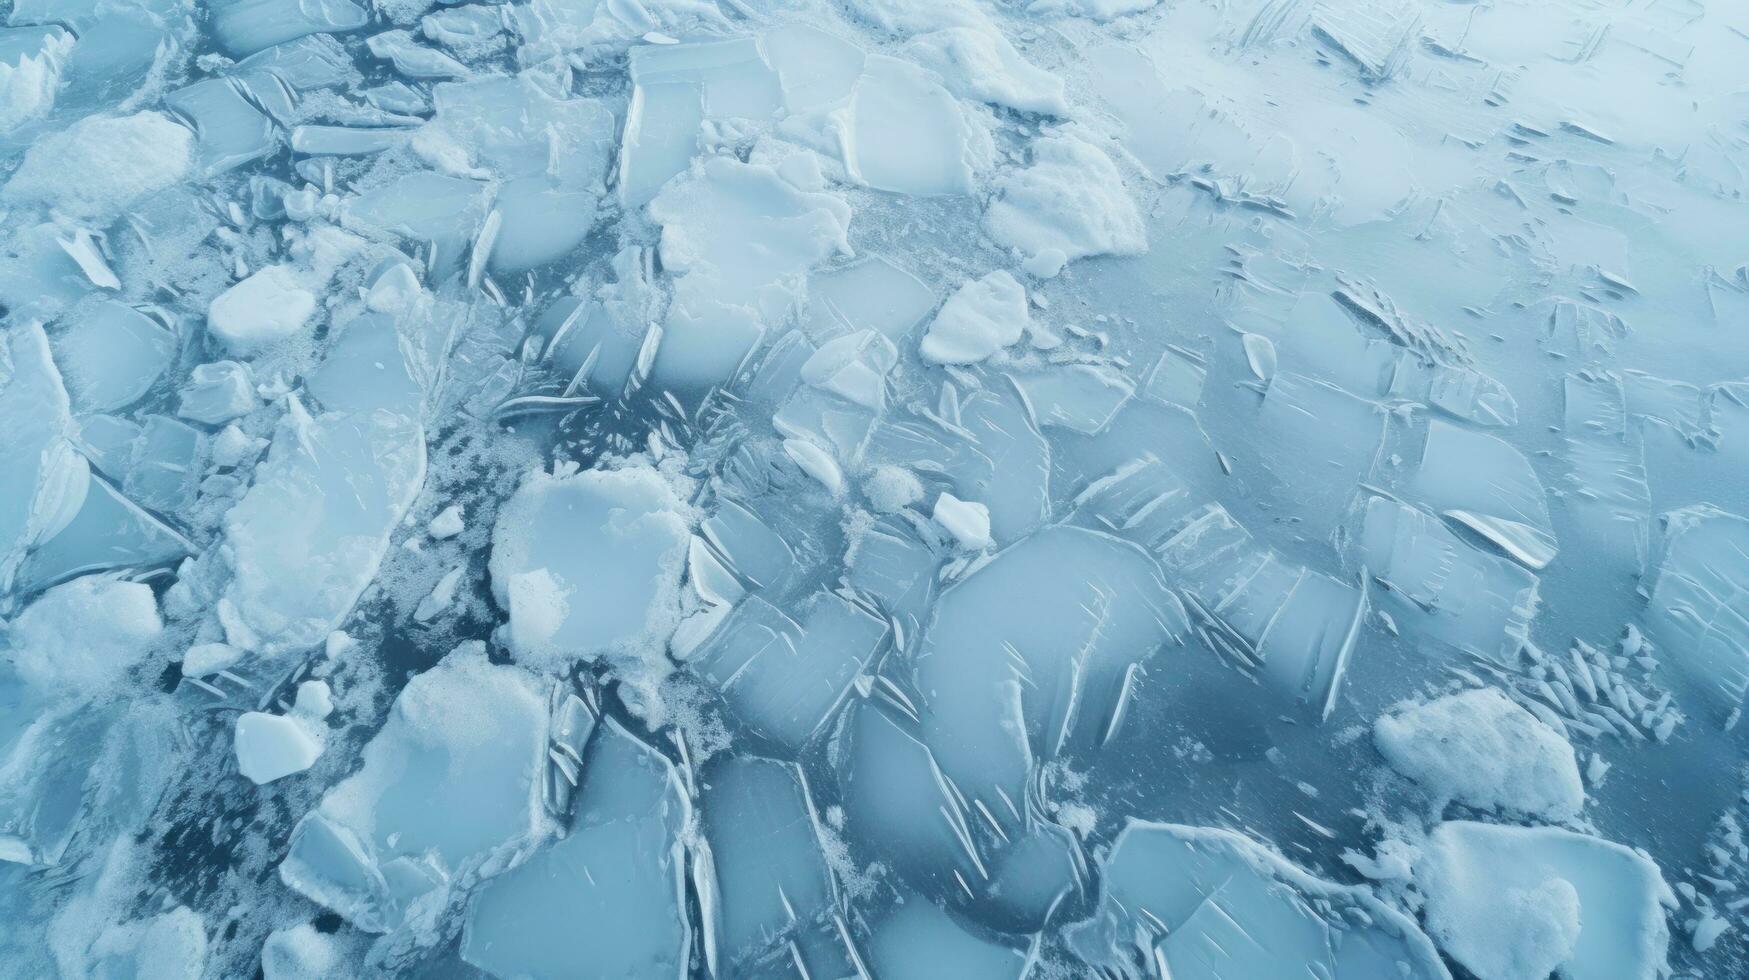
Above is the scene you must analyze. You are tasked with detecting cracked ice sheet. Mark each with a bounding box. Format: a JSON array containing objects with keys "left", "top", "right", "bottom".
[{"left": 6, "top": 0, "right": 1749, "bottom": 976}]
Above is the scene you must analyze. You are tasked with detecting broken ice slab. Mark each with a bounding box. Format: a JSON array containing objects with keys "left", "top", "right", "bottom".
[
  {"left": 1075, "top": 460, "right": 1365, "bottom": 719},
  {"left": 306, "top": 313, "right": 421, "bottom": 417},
  {"left": 210, "top": 0, "right": 368, "bottom": 57},
  {"left": 699, "top": 496, "right": 798, "bottom": 596},
  {"left": 164, "top": 78, "right": 279, "bottom": 174},
  {"left": 0, "top": 703, "right": 116, "bottom": 867},
  {"left": 1008, "top": 363, "right": 1134, "bottom": 435},
  {"left": 843, "top": 513, "right": 944, "bottom": 636},
  {"left": 1238, "top": 370, "right": 1386, "bottom": 539},
  {"left": 688, "top": 590, "right": 888, "bottom": 755},
  {"left": 800, "top": 256, "right": 935, "bottom": 347},
  {"left": 1348, "top": 496, "right": 1539, "bottom": 665},
  {"left": 488, "top": 464, "right": 688, "bottom": 670},
  {"left": 219, "top": 399, "right": 425, "bottom": 657},
  {"left": 698, "top": 756, "right": 850, "bottom": 976},
  {"left": 646, "top": 157, "right": 851, "bottom": 391},
  {"left": 281, "top": 645, "right": 546, "bottom": 932},
  {"left": 49, "top": 301, "right": 175, "bottom": 414},
  {"left": 863, "top": 891, "right": 1032, "bottom": 980},
  {"left": 1416, "top": 821, "right": 1673, "bottom": 980},
  {"left": 620, "top": 37, "right": 783, "bottom": 208},
  {"left": 1, "top": 321, "right": 82, "bottom": 590},
  {"left": 1275, "top": 292, "right": 1517, "bottom": 427},
  {"left": 340, "top": 172, "right": 489, "bottom": 277},
  {"left": 15, "top": 471, "right": 191, "bottom": 593},
  {"left": 178, "top": 361, "right": 258, "bottom": 425},
  {"left": 874, "top": 526, "right": 1183, "bottom": 927},
  {"left": 1405, "top": 418, "right": 1558, "bottom": 571},
  {"left": 843, "top": 55, "right": 991, "bottom": 197},
  {"left": 1072, "top": 821, "right": 1447, "bottom": 979},
  {"left": 1647, "top": 504, "right": 1749, "bottom": 713},
  {"left": 462, "top": 718, "right": 690, "bottom": 979}
]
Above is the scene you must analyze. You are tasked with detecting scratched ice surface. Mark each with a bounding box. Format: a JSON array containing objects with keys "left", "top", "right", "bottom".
[{"left": 4, "top": 0, "right": 1749, "bottom": 978}]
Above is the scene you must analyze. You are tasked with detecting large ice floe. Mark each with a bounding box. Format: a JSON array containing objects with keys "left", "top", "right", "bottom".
[{"left": 2, "top": 0, "right": 1748, "bottom": 976}]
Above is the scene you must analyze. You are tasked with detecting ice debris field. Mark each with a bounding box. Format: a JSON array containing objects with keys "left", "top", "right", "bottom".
[{"left": 4, "top": 0, "right": 1749, "bottom": 977}]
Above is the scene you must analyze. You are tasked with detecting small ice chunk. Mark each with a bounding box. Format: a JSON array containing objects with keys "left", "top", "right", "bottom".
[
  {"left": 413, "top": 566, "right": 464, "bottom": 622},
  {"left": 921, "top": 270, "right": 1028, "bottom": 365},
  {"left": 294, "top": 680, "right": 333, "bottom": 719},
  {"left": 8, "top": 575, "right": 162, "bottom": 692},
  {"left": 181, "top": 643, "right": 242, "bottom": 677},
  {"left": 427, "top": 505, "right": 464, "bottom": 539},
  {"left": 234, "top": 711, "right": 323, "bottom": 785},
  {"left": 1417, "top": 821, "right": 1674, "bottom": 980},
  {"left": 177, "top": 361, "right": 258, "bottom": 425},
  {"left": 489, "top": 465, "right": 689, "bottom": 669},
  {"left": 0, "top": 28, "right": 69, "bottom": 134},
  {"left": 207, "top": 266, "right": 317, "bottom": 357},
  {"left": 983, "top": 134, "right": 1145, "bottom": 263},
  {"left": 2, "top": 111, "right": 192, "bottom": 220},
  {"left": 1375, "top": 688, "right": 1584, "bottom": 822},
  {"left": 1241, "top": 332, "right": 1277, "bottom": 383},
  {"left": 932, "top": 492, "right": 990, "bottom": 550}
]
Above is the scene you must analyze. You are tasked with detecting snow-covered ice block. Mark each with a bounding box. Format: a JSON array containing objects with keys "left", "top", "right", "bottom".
[
  {"left": 281, "top": 645, "right": 546, "bottom": 931},
  {"left": 220, "top": 399, "right": 425, "bottom": 657},
  {"left": 983, "top": 133, "right": 1144, "bottom": 263},
  {"left": 904, "top": 26, "right": 1067, "bottom": 116},
  {"left": 1074, "top": 821, "right": 1447, "bottom": 979},
  {"left": 207, "top": 266, "right": 317, "bottom": 357},
  {"left": 690, "top": 590, "right": 888, "bottom": 753},
  {"left": 234, "top": 711, "right": 323, "bottom": 785},
  {"left": 1375, "top": 688, "right": 1583, "bottom": 821},
  {"left": 921, "top": 270, "right": 1028, "bottom": 366},
  {"left": 210, "top": 0, "right": 368, "bottom": 57},
  {"left": 490, "top": 465, "right": 689, "bottom": 670},
  {"left": 1648, "top": 504, "right": 1749, "bottom": 711},
  {"left": 1416, "top": 821, "right": 1673, "bottom": 980},
  {"left": 6, "top": 575, "right": 161, "bottom": 693},
  {"left": 261, "top": 923, "right": 341, "bottom": 980},
  {"left": 462, "top": 718, "right": 690, "bottom": 978},
  {"left": 2, "top": 111, "right": 191, "bottom": 220}
]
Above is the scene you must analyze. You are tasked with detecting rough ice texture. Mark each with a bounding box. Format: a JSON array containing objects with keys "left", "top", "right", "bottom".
[
  {"left": 1375, "top": 688, "right": 1585, "bottom": 822},
  {"left": 3, "top": 112, "right": 193, "bottom": 219}
]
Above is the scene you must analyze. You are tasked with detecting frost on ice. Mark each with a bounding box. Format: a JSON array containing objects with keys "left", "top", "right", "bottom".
[{"left": 4, "top": 0, "right": 1749, "bottom": 976}]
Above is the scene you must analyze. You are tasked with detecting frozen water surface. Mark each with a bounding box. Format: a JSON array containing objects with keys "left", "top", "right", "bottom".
[{"left": 4, "top": 0, "right": 1749, "bottom": 976}]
